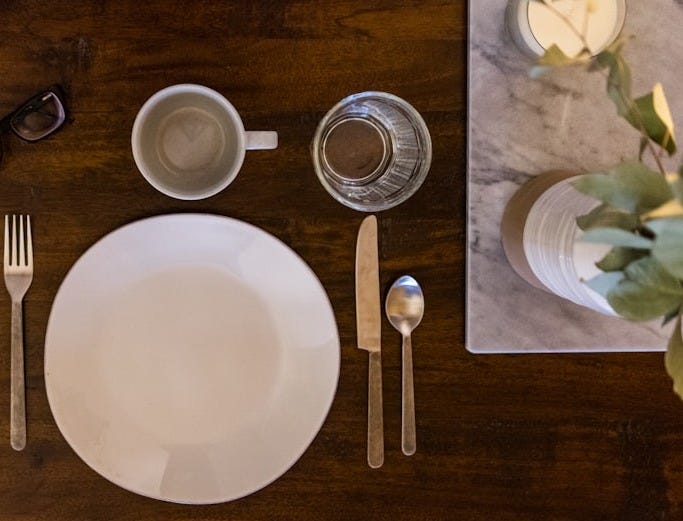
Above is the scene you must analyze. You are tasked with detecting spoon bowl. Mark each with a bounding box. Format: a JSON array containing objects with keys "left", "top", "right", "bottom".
[
  {"left": 385, "top": 275, "right": 424, "bottom": 456},
  {"left": 386, "top": 276, "right": 425, "bottom": 335}
]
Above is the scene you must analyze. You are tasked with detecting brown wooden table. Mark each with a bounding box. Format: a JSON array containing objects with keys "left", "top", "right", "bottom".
[{"left": 0, "top": 1, "right": 680, "bottom": 520}]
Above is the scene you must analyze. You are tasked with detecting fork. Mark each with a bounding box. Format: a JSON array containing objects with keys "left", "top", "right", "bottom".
[{"left": 4, "top": 215, "right": 33, "bottom": 451}]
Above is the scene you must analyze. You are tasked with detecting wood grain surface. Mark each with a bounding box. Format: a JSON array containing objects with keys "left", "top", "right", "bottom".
[{"left": 0, "top": 1, "right": 680, "bottom": 520}]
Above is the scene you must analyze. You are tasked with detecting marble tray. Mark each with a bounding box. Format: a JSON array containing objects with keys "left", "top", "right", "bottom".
[{"left": 466, "top": 0, "right": 683, "bottom": 353}]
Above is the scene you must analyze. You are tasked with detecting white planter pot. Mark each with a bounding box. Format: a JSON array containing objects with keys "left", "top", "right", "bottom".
[{"left": 501, "top": 171, "right": 617, "bottom": 316}]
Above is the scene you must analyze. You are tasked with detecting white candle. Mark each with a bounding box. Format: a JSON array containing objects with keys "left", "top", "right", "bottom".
[{"left": 507, "top": 0, "right": 626, "bottom": 58}]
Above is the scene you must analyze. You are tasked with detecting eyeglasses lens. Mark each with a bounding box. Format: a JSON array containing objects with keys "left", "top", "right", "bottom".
[{"left": 11, "top": 92, "right": 65, "bottom": 141}]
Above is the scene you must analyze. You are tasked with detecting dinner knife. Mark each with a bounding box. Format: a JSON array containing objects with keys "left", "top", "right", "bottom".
[{"left": 355, "top": 215, "right": 383, "bottom": 469}]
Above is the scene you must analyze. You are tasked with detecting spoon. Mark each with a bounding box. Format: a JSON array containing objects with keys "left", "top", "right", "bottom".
[{"left": 385, "top": 275, "right": 424, "bottom": 456}]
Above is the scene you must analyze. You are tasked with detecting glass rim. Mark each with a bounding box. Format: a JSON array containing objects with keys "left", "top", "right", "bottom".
[{"left": 311, "top": 91, "right": 433, "bottom": 212}]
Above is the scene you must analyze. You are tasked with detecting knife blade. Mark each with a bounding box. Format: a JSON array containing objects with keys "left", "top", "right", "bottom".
[{"left": 355, "top": 215, "right": 383, "bottom": 468}]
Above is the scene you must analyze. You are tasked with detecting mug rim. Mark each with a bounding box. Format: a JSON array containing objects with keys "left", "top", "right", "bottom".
[{"left": 131, "top": 83, "right": 247, "bottom": 200}]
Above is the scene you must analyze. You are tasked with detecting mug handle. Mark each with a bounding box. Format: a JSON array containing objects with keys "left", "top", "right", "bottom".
[{"left": 245, "top": 131, "right": 278, "bottom": 150}]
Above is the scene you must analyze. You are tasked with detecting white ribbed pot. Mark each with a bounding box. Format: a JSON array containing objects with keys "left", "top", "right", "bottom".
[{"left": 501, "top": 171, "right": 617, "bottom": 316}]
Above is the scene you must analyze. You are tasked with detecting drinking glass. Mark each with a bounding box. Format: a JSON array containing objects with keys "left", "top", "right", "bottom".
[{"left": 311, "top": 92, "right": 432, "bottom": 212}]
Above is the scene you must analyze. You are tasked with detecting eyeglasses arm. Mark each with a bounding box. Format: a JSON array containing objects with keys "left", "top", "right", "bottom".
[{"left": 0, "top": 114, "right": 12, "bottom": 134}]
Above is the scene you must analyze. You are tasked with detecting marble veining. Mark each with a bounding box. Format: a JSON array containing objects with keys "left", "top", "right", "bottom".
[{"left": 467, "top": 1, "right": 683, "bottom": 352}]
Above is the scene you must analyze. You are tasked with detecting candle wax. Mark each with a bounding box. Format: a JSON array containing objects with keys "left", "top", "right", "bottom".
[{"left": 528, "top": 0, "right": 620, "bottom": 57}]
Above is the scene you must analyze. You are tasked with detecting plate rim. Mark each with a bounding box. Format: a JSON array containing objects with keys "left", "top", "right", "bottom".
[{"left": 44, "top": 213, "right": 341, "bottom": 504}]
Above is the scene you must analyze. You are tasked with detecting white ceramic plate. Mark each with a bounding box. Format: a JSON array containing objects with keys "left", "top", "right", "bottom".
[{"left": 44, "top": 214, "right": 340, "bottom": 504}]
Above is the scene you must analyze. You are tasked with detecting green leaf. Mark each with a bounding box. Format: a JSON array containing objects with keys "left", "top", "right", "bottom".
[
  {"left": 623, "top": 257, "right": 683, "bottom": 295},
  {"left": 595, "top": 47, "right": 632, "bottom": 117},
  {"left": 627, "top": 84, "right": 677, "bottom": 156},
  {"left": 584, "top": 271, "right": 624, "bottom": 297},
  {"left": 646, "top": 218, "right": 673, "bottom": 236},
  {"left": 538, "top": 44, "right": 589, "bottom": 67},
  {"left": 605, "top": 258, "right": 683, "bottom": 321},
  {"left": 673, "top": 169, "right": 683, "bottom": 204},
  {"left": 580, "top": 228, "right": 653, "bottom": 249},
  {"left": 652, "top": 218, "right": 683, "bottom": 278},
  {"left": 663, "top": 307, "right": 681, "bottom": 327},
  {"left": 595, "top": 247, "right": 647, "bottom": 272},
  {"left": 587, "top": 58, "right": 604, "bottom": 73},
  {"left": 538, "top": 45, "right": 572, "bottom": 66},
  {"left": 607, "top": 280, "right": 677, "bottom": 320},
  {"left": 576, "top": 204, "right": 640, "bottom": 231},
  {"left": 573, "top": 162, "right": 673, "bottom": 213},
  {"left": 644, "top": 200, "right": 683, "bottom": 221},
  {"left": 638, "top": 136, "right": 649, "bottom": 161},
  {"left": 595, "top": 41, "right": 677, "bottom": 155},
  {"left": 601, "top": 36, "right": 627, "bottom": 57},
  {"left": 665, "top": 314, "right": 683, "bottom": 400}
]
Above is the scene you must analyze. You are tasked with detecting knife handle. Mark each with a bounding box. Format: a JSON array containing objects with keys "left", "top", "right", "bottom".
[{"left": 367, "top": 350, "right": 384, "bottom": 468}]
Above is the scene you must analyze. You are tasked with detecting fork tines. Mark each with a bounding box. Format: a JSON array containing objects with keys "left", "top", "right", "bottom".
[{"left": 4, "top": 215, "right": 33, "bottom": 271}]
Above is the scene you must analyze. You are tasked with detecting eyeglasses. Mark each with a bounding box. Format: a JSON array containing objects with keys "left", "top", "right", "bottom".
[{"left": 0, "top": 86, "right": 67, "bottom": 162}]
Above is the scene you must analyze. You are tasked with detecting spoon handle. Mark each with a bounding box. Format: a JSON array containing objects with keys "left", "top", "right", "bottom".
[{"left": 402, "top": 333, "right": 416, "bottom": 456}]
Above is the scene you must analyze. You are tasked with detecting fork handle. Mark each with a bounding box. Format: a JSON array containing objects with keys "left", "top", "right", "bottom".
[{"left": 10, "top": 300, "right": 25, "bottom": 451}]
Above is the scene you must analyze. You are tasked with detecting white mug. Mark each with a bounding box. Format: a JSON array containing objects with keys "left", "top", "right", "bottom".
[{"left": 132, "top": 84, "right": 277, "bottom": 200}]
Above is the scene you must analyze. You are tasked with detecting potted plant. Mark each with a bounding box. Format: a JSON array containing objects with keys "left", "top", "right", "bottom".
[{"left": 501, "top": 0, "right": 683, "bottom": 398}]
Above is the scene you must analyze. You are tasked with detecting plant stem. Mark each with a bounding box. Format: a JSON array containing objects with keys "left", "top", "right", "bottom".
[
  {"left": 650, "top": 143, "right": 667, "bottom": 175},
  {"left": 540, "top": 0, "right": 668, "bottom": 176},
  {"left": 596, "top": 67, "right": 667, "bottom": 175}
]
